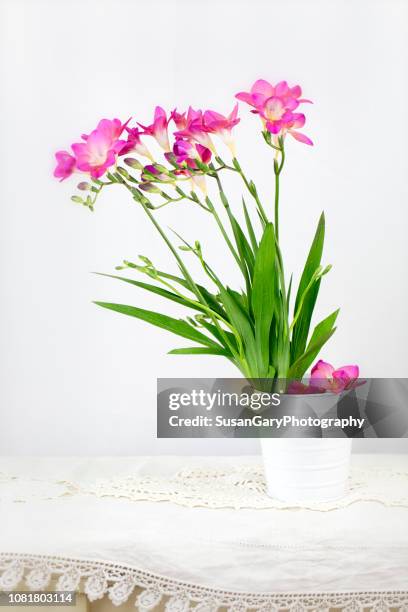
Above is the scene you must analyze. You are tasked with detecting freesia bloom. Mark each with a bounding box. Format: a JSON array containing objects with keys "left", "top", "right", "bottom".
[
  {"left": 72, "top": 123, "right": 126, "bottom": 179},
  {"left": 120, "top": 127, "right": 154, "bottom": 160},
  {"left": 170, "top": 139, "right": 211, "bottom": 194},
  {"left": 203, "top": 104, "right": 240, "bottom": 154},
  {"left": 170, "top": 109, "right": 187, "bottom": 130},
  {"left": 81, "top": 118, "right": 129, "bottom": 143},
  {"left": 236, "top": 79, "right": 310, "bottom": 111},
  {"left": 174, "top": 107, "right": 216, "bottom": 153},
  {"left": 173, "top": 139, "right": 212, "bottom": 167},
  {"left": 138, "top": 106, "right": 171, "bottom": 152},
  {"left": 57, "top": 118, "right": 128, "bottom": 180},
  {"left": 236, "top": 79, "right": 313, "bottom": 145},
  {"left": 288, "top": 360, "right": 361, "bottom": 395},
  {"left": 53, "top": 151, "right": 76, "bottom": 181},
  {"left": 310, "top": 360, "right": 360, "bottom": 393}
]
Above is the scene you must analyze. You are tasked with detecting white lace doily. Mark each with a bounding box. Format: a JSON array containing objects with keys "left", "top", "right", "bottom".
[
  {"left": 1, "top": 553, "right": 407, "bottom": 611},
  {"left": 1, "top": 464, "right": 408, "bottom": 511}
]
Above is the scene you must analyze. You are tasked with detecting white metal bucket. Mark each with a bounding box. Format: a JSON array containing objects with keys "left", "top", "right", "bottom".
[{"left": 261, "top": 437, "right": 352, "bottom": 502}]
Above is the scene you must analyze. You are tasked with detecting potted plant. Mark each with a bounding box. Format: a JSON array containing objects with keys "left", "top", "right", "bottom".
[{"left": 54, "top": 78, "right": 360, "bottom": 502}]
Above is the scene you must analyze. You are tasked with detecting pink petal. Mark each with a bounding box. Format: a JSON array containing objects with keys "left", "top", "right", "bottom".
[
  {"left": 196, "top": 144, "right": 212, "bottom": 163},
  {"left": 333, "top": 365, "right": 359, "bottom": 380},
  {"left": 266, "top": 120, "right": 282, "bottom": 134},
  {"left": 229, "top": 103, "right": 239, "bottom": 120},
  {"left": 154, "top": 106, "right": 167, "bottom": 121},
  {"left": 187, "top": 106, "right": 202, "bottom": 123},
  {"left": 290, "top": 85, "right": 302, "bottom": 98},
  {"left": 235, "top": 92, "right": 254, "bottom": 105},
  {"left": 285, "top": 98, "right": 300, "bottom": 111},
  {"left": 282, "top": 110, "right": 294, "bottom": 122},
  {"left": 204, "top": 110, "right": 223, "bottom": 123},
  {"left": 311, "top": 360, "right": 334, "bottom": 379},
  {"left": 250, "top": 79, "right": 274, "bottom": 98},
  {"left": 287, "top": 381, "right": 309, "bottom": 394},
  {"left": 53, "top": 150, "right": 76, "bottom": 180},
  {"left": 291, "top": 113, "right": 306, "bottom": 128},
  {"left": 288, "top": 130, "right": 313, "bottom": 145},
  {"left": 275, "top": 80, "right": 289, "bottom": 96},
  {"left": 251, "top": 93, "right": 268, "bottom": 108}
]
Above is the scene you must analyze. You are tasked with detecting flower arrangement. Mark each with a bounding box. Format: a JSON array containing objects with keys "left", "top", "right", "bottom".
[{"left": 54, "top": 78, "right": 358, "bottom": 393}]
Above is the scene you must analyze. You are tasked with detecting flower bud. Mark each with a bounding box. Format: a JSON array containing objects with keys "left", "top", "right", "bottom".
[
  {"left": 77, "top": 182, "right": 91, "bottom": 191},
  {"left": 116, "top": 167, "right": 130, "bottom": 179},
  {"left": 139, "top": 182, "right": 160, "bottom": 194},
  {"left": 138, "top": 255, "right": 153, "bottom": 265},
  {"left": 153, "top": 164, "right": 169, "bottom": 174},
  {"left": 124, "top": 158, "right": 143, "bottom": 170}
]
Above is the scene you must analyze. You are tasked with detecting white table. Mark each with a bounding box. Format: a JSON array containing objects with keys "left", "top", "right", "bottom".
[{"left": 0, "top": 455, "right": 407, "bottom": 611}]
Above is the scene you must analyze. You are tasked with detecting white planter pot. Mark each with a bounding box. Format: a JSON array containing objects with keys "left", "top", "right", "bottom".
[
  {"left": 260, "top": 394, "right": 352, "bottom": 502},
  {"left": 261, "top": 438, "right": 352, "bottom": 502}
]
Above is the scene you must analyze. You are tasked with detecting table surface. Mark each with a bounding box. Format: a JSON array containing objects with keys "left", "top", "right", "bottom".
[{"left": 0, "top": 454, "right": 407, "bottom": 596}]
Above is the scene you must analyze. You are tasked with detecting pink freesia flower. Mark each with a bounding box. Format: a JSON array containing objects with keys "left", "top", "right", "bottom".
[
  {"left": 120, "top": 127, "right": 154, "bottom": 160},
  {"left": 72, "top": 124, "right": 125, "bottom": 179},
  {"left": 81, "top": 118, "right": 129, "bottom": 143},
  {"left": 53, "top": 151, "right": 76, "bottom": 181},
  {"left": 236, "top": 79, "right": 313, "bottom": 145},
  {"left": 138, "top": 106, "right": 171, "bottom": 152},
  {"left": 174, "top": 107, "right": 216, "bottom": 153},
  {"left": 58, "top": 118, "right": 129, "bottom": 180},
  {"left": 288, "top": 360, "right": 361, "bottom": 395},
  {"left": 236, "top": 79, "right": 311, "bottom": 111},
  {"left": 170, "top": 109, "right": 187, "bottom": 130},
  {"left": 203, "top": 104, "right": 240, "bottom": 154},
  {"left": 310, "top": 360, "right": 360, "bottom": 393},
  {"left": 173, "top": 139, "right": 197, "bottom": 163},
  {"left": 173, "top": 139, "right": 212, "bottom": 166}
]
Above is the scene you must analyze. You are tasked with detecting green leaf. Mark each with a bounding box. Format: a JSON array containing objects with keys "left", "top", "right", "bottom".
[
  {"left": 198, "top": 318, "right": 238, "bottom": 352},
  {"left": 251, "top": 223, "right": 276, "bottom": 377},
  {"left": 120, "top": 265, "right": 227, "bottom": 320},
  {"left": 288, "top": 310, "right": 338, "bottom": 380},
  {"left": 219, "top": 286, "right": 257, "bottom": 372},
  {"left": 291, "top": 212, "right": 325, "bottom": 362},
  {"left": 242, "top": 198, "right": 258, "bottom": 253},
  {"left": 94, "top": 273, "right": 208, "bottom": 314},
  {"left": 230, "top": 215, "right": 255, "bottom": 279},
  {"left": 286, "top": 273, "right": 293, "bottom": 315},
  {"left": 169, "top": 346, "right": 231, "bottom": 357},
  {"left": 308, "top": 308, "right": 339, "bottom": 349},
  {"left": 226, "top": 287, "right": 249, "bottom": 315},
  {"left": 94, "top": 302, "right": 221, "bottom": 348}
]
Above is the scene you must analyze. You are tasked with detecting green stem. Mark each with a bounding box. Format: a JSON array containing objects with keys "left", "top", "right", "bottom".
[
  {"left": 274, "top": 170, "right": 280, "bottom": 242},
  {"left": 231, "top": 158, "right": 269, "bottom": 224},
  {"left": 273, "top": 140, "right": 285, "bottom": 244},
  {"left": 120, "top": 179, "right": 239, "bottom": 360},
  {"left": 211, "top": 171, "right": 252, "bottom": 297},
  {"left": 204, "top": 195, "right": 244, "bottom": 274}
]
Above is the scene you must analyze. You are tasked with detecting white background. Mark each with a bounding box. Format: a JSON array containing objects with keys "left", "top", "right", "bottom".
[{"left": 0, "top": 0, "right": 407, "bottom": 454}]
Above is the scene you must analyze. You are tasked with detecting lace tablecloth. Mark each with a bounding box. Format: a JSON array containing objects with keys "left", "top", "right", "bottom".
[{"left": 0, "top": 454, "right": 408, "bottom": 611}]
